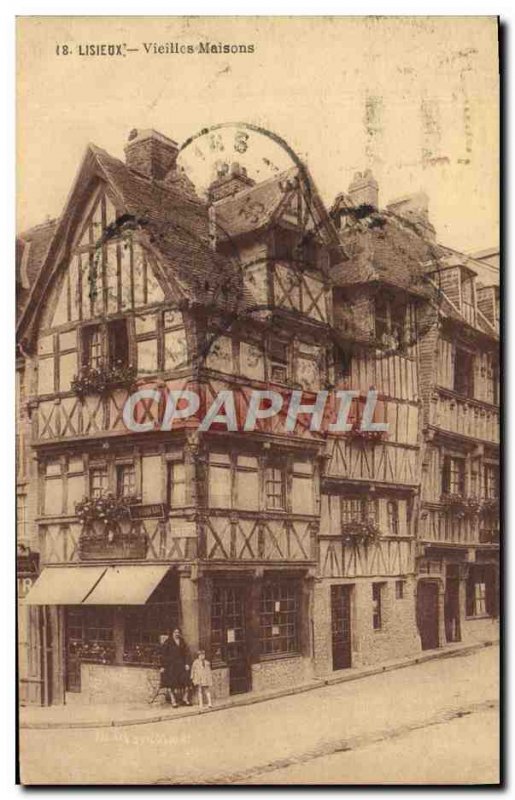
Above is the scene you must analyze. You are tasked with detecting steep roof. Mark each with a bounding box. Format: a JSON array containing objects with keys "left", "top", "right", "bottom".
[
  {"left": 16, "top": 220, "right": 57, "bottom": 321},
  {"left": 332, "top": 206, "right": 498, "bottom": 339},
  {"left": 331, "top": 209, "right": 445, "bottom": 295},
  {"left": 213, "top": 164, "right": 341, "bottom": 249},
  {"left": 16, "top": 145, "right": 252, "bottom": 341}
]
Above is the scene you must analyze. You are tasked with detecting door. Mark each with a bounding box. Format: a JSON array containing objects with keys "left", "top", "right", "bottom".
[
  {"left": 444, "top": 578, "right": 461, "bottom": 643},
  {"left": 416, "top": 581, "right": 440, "bottom": 650},
  {"left": 331, "top": 585, "right": 352, "bottom": 670},
  {"left": 211, "top": 585, "right": 251, "bottom": 695}
]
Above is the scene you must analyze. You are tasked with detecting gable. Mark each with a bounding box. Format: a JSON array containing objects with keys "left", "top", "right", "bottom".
[{"left": 47, "top": 185, "right": 166, "bottom": 330}]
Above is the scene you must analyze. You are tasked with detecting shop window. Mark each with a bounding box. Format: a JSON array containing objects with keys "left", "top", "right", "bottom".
[
  {"left": 372, "top": 582, "right": 385, "bottom": 629},
  {"left": 268, "top": 340, "right": 289, "bottom": 384},
  {"left": 123, "top": 602, "right": 179, "bottom": 666},
  {"left": 116, "top": 463, "right": 136, "bottom": 498},
  {"left": 266, "top": 464, "right": 286, "bottom": 511},
  {"left": 387, "top": 500, "right": 399, "bottom": 535},
  {"left": 259, "top": 582, "right": 300, "bottom": 656},
  {"left": 442, "top": 456, "right": 465, "bottom": 496},
  {"left": 66, "top": 607, "right": 116, "bottom": 667},
  {"left": 167, "top": 459, "right": 186, "bottom": 508},
  {"left": 395, "top": 580, "right": 405, "bottom": 600},
  {"left": 90, "top": 465, "right": 108, "bottom": 498},
  {"left": 453, "top": 347, "right": 474, "bottom": 396}
]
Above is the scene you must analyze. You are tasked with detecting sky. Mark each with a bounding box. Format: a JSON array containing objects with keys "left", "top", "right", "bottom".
[{"left": 17, "top": 16, "right": 499, "bottom": 254}]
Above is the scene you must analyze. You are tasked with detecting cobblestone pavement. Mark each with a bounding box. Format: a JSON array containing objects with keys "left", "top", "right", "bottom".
[{"left": 20, "top": 645, "right": 499, "bottom": 785}]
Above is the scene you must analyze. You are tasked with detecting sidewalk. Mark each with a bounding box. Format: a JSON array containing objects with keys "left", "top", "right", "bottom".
[{"left": 20, "top": 638, "right": 497, "bottom": 731}]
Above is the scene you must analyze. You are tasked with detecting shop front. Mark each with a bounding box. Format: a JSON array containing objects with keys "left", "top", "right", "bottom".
[{"left": 25, "top": 564, "right": 315, "bottom": 704}]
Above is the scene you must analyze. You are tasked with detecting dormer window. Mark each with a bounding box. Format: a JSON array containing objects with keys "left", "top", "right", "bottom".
[
  {"left": 461, "top": 274, "right": 475, "bottom": 325},
  {"left": 375, "top": 296, "right": 407, "bottom": 351}
]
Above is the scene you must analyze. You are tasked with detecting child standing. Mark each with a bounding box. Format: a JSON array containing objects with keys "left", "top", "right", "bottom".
[{"left": 191, "top": 649, "right": 213, "bottom": 709}]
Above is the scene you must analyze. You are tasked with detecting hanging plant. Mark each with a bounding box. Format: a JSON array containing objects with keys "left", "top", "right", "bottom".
[
  {"left": 71, "top": 360, "right": 137, "bottom": 397},
  {"left": 440, "top": 494, "right": 483, "bottom": 516},
  {"left": 342, "top": 519, "right": 382, "bottom": 546},
  {"left": 75, "top": 493, "right": 137, "bottom": 526}
]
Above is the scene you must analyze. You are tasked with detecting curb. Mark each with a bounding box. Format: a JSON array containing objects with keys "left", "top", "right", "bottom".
[{"left": 20, "top": 639, "right": 498, "bottom": 731}]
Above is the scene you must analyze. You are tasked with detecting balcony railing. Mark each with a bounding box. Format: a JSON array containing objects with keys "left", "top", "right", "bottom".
[{"left": 430, "top": 391, "right": 499, "bottom": 444}]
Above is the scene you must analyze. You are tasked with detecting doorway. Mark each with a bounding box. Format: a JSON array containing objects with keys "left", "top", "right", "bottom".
[
  {"left": 416, "top": 581, "right": 440, "bottom": 650},
  {"left": 331, "top": 584, "right": 352, "bottom": 670},
  {"left": 444, "top": 575, "right": 461, "bottom": 643},
  {"left": 211, "top": 585, "right": 251, "bottom": 694}
]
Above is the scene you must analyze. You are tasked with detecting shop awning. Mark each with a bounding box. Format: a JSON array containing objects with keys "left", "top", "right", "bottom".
[
  {"left": 24, "top": 566, "right": 106, "bottom": 605},
  {"left": 82, "top": 565, "right": 171, "bottom": 605},
  {"left": 24, "top": 564, "right": 172, "bottom": 606}
]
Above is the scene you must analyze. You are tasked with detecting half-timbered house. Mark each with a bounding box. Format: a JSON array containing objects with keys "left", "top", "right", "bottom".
[{"left": 17, "top": 130, "right": 499, "bottom": 706}]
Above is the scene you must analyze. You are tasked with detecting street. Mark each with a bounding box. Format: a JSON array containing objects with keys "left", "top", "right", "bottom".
[{"left": 20, "top": 644, "right": 499, "bottom": 785}]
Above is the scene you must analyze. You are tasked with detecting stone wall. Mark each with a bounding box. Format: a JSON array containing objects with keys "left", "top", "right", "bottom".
[
  {"left": 251, "top": 655, "right": 313, "bottom": 693},
  {"left": 461, "top": 616, "right": 499, "bottom": 645},
  {"left": 313, "top": 576, "right": 422, "bottom": 676}
]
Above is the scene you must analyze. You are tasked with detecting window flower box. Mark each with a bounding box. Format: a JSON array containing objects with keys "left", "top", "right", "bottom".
[
  {"left": 341, "top": 519, "right": 382, "bottom": 546},
  {"left": 71, "top": 360, "right": 137, "bottom": 397}
]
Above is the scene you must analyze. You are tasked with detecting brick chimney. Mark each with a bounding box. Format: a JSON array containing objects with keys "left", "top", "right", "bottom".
[
  {"left": 386, "top": 191, "right": 436, "bottom": 241},
  {"left": 208, "top": 162, "right": 255, "bottom": 202},
  {"left": 347, "top": 169, "right": 379, "bottom": 210},
  {"left": 125, "top": 129, "right": 179, "bottom": 180}
]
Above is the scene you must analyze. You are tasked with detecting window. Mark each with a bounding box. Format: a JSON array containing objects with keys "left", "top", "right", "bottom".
[
  {"left": 395, "top": 580, "right": 405, "bottom": 600},
  {"left": 334, "top": 346, "right": 352, "bottom": 383},
  {"left": 453, "top": 347, "right": 474, "bottom": 396},
  {"left": 167, "top": 459, "right": 186, "bottom": 508},
  {"left": 442, "top": 456, "right": 465, "bottom": 496},
  {"left": 461, "top": 275, "right": 475, "bottom": 325},
  {"left": 82, "top": 325, "right": 103, "bottom": 368},
  {"left": 90, "top": 465, "right": 108, "bottom": 498},
  {"left": 375, "top": 297, "right": 407, "bottom": 351},
  {"left": 470, "top": 457, "right": 481, "bottom": 498},
  {"left": 235, "top": 455, "right": 259, "bottom": 511},
  {"left": 372, "top": 583, "right": 385, "bottom": 629},
  {"left": 483, "top": 464, "right": 499, "bottom": 500},
  {"left": 260, "top": 582, "right": 300, "bottom": 656},
  {"left": 291, "top": 461, "right": 314, "bottom": 515},
  {"left": 386, "top": 501, "right": 399, "bottom": 535},
  {"left": 268, "top": 340, "right": 289, "bottom": 384},
  {"left": 116, "top": 463, "right": 136, "bottom": 498},
  {"left": 108, "top": 319, "right": 130, "bottom": 368},
  {"left": 67, "top": 607, "right": 116, "bottom": 667},
  {"left": 266, "top": 464, "right": 286, "bottom": 510},
  {"left": 81, "top": 320, "right": 130, "bottom": 369},
  {"left": 341, "top": 497, "right": 377, "bottom": 525},
  {"left": 209, "top": 453, "right": 232, "bottom": 508},
  {"left": 466, "top": 565, "right": 495, "bottom": 617}
]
